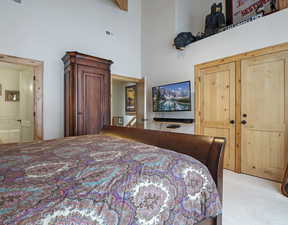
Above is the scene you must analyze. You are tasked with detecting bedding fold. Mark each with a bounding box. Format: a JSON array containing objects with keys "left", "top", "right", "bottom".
[{"left": 0, "top": 134, "right": 221, "bottom": 225}]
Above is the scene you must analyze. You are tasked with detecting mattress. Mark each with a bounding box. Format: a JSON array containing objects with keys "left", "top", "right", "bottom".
[{"left": 0, "top": 134, "right": 221, "bottom": 225}]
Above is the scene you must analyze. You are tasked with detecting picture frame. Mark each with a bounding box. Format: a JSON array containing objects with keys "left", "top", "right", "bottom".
[
  {"left": 5, "top": 90, "right": 20, "bottom": 102},
  {"left": 125, "top": 85, "right": 137, "bottom": 113},
  {"left": 226, "top": 0, "right": 279, "bottom": 25},
  {"left": 0, "top": 84, "right": 2, "bottom": 96}
]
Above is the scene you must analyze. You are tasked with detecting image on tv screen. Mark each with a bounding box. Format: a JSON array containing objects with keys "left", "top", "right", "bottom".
[{"left": 152, "top": 81, "right": 191, "bottom": 112}]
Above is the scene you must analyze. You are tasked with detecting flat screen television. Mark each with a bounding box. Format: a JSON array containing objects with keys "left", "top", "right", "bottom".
[{"left": 152, "top": 81, "right": 191, "bottom": 112}]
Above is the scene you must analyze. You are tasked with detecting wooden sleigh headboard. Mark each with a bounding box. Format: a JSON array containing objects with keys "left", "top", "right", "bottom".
[
  {"left": 101, "top": 127, "right": 226, "bottom": 225},
  {"left": 101, "top": 127, "right": 225, "bottom": 200}
]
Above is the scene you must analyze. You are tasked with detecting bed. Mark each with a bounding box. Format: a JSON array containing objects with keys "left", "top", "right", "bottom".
[{"left": 0, "top": 127, "right": 225, "bottom": 225}]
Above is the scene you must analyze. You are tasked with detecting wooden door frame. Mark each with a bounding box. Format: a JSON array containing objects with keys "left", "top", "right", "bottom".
[
  {"left": 112, "top": 74, "right": 143, "bottom": 83},
  {"left": 0, "top": 53, "right": 44, "bottom": 140},
  {"left": 111, "top": 74, "right": 145, "bottom": 126},
  {"left": 195, "top": 42, "right": 288, "bottom": 173}
]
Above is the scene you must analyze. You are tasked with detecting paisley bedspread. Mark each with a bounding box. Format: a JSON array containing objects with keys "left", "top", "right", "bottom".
[{"left": 0, "top": 134, "right": 221, "bottom": 225}]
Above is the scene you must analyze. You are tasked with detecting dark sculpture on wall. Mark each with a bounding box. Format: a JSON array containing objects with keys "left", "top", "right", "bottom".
[
  {"left": 205, "top": 3, "right": 226, "bottom": 36},
  {"left": 174, "top": 32, "right": 196, "bottom": 50},
  {"left": 173, "top": 2, "right": 227, "bottom": 50},
  {"left": 173, "top": 0, "right": 278, "bottom": 51}
]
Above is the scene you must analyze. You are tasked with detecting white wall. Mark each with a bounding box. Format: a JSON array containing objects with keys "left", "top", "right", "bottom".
[
  {"left": 142, "top": 0, "right": 288, "bottom": 126},
  {"left": 0, "top": 0, "right": 141, "bottom": 139},
  {"left": 176, "top": 0, "right": 225, "bottom": 35},
  {"left": 0, "top": 68, "right": 20, "bottom": 120},
  {"left": 112, "top": 79, "right": 135, "bottom": 125}
]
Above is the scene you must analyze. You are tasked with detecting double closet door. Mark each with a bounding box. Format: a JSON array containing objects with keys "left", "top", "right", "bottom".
[{"left": 196, "top": 50, "right": 288, "bottom": 182}]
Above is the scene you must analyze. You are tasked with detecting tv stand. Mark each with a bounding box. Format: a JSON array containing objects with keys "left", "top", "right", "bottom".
[
  {"left": 147, "top": 118, "right": 195, "bottom": 135},
  {"left": 153, "top": 118, "right": 194, "bottom": 124}
]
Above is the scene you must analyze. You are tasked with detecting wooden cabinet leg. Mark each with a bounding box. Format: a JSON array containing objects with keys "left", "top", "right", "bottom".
[{"left": 282, "top": 164, "right": 288, "bottom": 197}]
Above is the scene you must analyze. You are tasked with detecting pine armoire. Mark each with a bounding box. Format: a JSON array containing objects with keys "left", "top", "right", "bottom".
[
  {"left": 195, "top": 43, "right": 288, "bottom": 183},
  {"left": 62, "top": 52, "right": 113, "bottom": 137}
]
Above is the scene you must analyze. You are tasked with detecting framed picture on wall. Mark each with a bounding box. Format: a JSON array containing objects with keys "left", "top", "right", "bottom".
[
  {"left": 5, "top": 90, "right": 20, "bottom": 102},
  {"left": 125, "top": 85, "right": 137, "bottom": 113},
  {"left": 226, "top": 0, "right": 278, "bottom": 25},
  {"left": 0, "top": 84, "right": 2, "bottom": 96}
]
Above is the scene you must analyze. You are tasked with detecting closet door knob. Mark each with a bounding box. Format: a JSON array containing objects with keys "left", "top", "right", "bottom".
[
  {"left": 230, "top": 120, "right": 235, "bottom": 124},
  {"left": 241, "top": 120, "right": 247, "bottom": 125}
]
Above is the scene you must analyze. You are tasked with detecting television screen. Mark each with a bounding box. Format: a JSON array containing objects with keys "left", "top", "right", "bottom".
[{"left": 152, "top": 81, "right": 191, "bottom": 112}]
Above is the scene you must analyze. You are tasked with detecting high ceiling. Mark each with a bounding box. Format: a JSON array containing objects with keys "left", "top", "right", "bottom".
[{"left": 114, "top": 0, "right": 128, "bottom": 11}]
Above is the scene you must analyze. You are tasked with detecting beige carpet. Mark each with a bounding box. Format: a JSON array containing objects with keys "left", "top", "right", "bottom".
[{"left": 223, "top": 170, "right": 288, "bottom": 225}]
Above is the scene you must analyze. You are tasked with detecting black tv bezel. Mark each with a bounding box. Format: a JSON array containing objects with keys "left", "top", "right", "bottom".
[{"left": 152, "top": 80, "right": 192, "bottom": 113}]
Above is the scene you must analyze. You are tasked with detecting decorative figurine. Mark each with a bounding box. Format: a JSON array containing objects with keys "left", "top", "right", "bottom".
[
  {"left": 256, "top": 3, "right": 265, "bottom": 16},
  {"left": 205, "top": 3, "right": 226, "bottom": 36},
  {"left": 270, "top": 0, "right": 277, "bottom": 12}
]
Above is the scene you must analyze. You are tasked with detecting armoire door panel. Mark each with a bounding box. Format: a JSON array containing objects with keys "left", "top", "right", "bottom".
[
  {"left": 84, "top": 74, "right": 103, "bottom": 134},
  {"left": 198, "top": 63, "right": 236, "bottom": 171},
  {"left": 77, "top": 65, "right": 105, "bottom": 135},
  {"left": 241, "top": 52, "right": 288, "bottom": 182}
]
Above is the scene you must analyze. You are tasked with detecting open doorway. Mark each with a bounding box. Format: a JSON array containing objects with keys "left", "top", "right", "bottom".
[
  {"left": 111, "top": 74, "right": 146, "bottom": 129},
  {"left": 0, "top": 54, "right": 43, "bottom": 144}
]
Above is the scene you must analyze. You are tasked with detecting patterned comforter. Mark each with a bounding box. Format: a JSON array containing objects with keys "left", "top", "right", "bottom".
[{"left": 0, "top": 134, "right": 221, "bottom": 225}]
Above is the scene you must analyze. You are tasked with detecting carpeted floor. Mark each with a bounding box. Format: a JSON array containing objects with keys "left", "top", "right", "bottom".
[{"left": 223, "top": 170, "right": 288, "bottom": 225}]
